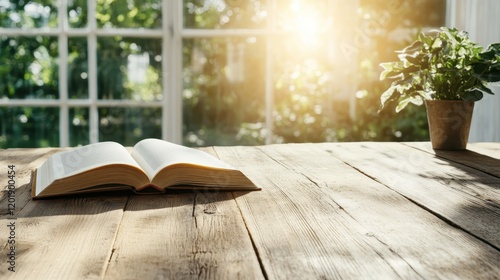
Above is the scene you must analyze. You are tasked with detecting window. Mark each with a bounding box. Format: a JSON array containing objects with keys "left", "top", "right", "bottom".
[
  {"left": 0, "top": 0, "right": 446, "bottom": 148},
  {"left": 1, "top": 0, "right": 170, "bottom": 147}
]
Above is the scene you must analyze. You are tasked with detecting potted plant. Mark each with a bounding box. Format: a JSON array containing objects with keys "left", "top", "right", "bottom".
[{"left": 379, "top": 27, "right": 500, "bottom": 150}]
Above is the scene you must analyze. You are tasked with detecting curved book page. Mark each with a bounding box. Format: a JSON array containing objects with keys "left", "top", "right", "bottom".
[
  {"left": 35, "top": 142, "right": 142, "bottom": 196},
  {"left": 131, "top": 138, "right": 236, "bottom": 181}
]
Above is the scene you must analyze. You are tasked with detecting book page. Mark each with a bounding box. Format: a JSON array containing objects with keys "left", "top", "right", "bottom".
[
  {"left": 36, "top": 142, "right": 142, "bottom": 196},
  {"left": 131, "top": 138, "right": 235, "bottom": 179}
]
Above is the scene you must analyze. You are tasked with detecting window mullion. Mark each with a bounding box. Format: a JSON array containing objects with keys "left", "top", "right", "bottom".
[
  {"left": 265, "top": 0, "right": 276, "bottom": 145},
  {"left": 181, "top": 28, "right": 270, "bottom": 37},
  {"left": 162, "top": 0, "right": 182, "bottom": 144},
  {"left": 58, "top": 0, "right": 69, "bottom": 147},
  {"left": 87, "top": 0, "right": 99, "bottom": 144},
  {"left": 161, "top": 0, "right": 169, "bottom": 142}
]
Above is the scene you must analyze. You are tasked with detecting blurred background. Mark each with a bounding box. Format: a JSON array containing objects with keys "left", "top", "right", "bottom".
[{"left": 1, "top": 0, "right": 496, "bottom": 148}]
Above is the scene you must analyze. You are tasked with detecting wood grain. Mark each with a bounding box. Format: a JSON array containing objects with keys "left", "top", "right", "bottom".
[
  {"left": 104, "top": 192, "right": 262, "bottom": 280},
  {"left": 215, "top": 144, "right": 500, "bottom": 279},
  {"left": 0, "top": 148, "right": 128, "bottom": 279},
  {"left": 0, "top": 148, "right": 63, "bottom": 214},
  {"left": 0, "top": 196, "right": 127, "bottom": 279},
  {"left": 405, "top": 142, "right": 500, "bottom": 178},
  {"left": 322, "top": 142, "right": 500, "bottom": 250},
  {"left": 2, "top": 142, "right": 500, "bottom": 279}
]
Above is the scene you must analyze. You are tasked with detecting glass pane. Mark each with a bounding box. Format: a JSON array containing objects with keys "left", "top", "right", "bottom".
[
  {"left": 99, "top": 107, "right": 162, "bottom": 146},
  {"left": 183, "top": 0, "right": 267, "bottom": 29},
  {"left": 0, "top": 107, "right": 59, "bottom": 148},
  {"left": 96, "top": 0, "right": 162, "bottom": 29},
  {"left": 353, "top": 0, "right": 446, "bottom": 142},
  {"left": 275, "top": 0, "right": 332, "bottom": 33},
  {"left": 0, "top": 0, "right": 58, "bottom": 28},
  {"left": 0, "top": 36, "right": 59, "bottom": 99},
  {"left": 69, "top": 107, "right": 89, "bottom": 146},
  {"left": 68, "top": 37, "right": 89, "bottom": 99},
  {"left": 182, "top": 37, "right": 266, "bottom": 146},
  {"left": 68, "top": 0, "right": 88, "bottom": 28},
  {"left": 272, "top": 33, "right": 335, "bottom": 143},
  {"left": 97, "top": 37, "right": 163, "bottom": 100}
]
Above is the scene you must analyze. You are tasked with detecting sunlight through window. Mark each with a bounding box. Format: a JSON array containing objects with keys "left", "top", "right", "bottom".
[{"left": 0, "top": 0, "right": 447, "bottom": 148}]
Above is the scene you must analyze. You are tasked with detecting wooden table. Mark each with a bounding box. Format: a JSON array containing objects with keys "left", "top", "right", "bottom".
[{"left": 1, "top": 142, "right": 500, "bottom": 279}]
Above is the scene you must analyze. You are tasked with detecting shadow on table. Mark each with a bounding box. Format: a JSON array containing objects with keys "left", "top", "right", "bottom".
[
  {"left": 413, "top": 148, "right": 500, "bottom": 189},
  {"left": 0, "top": 181, "right": 253, "bottom": 218},
  {"left": 423, "top": 149, "right": 500, "bottom": 251},
  {"left": 433, "top": 148, "right": 500, "bottom": 180}
]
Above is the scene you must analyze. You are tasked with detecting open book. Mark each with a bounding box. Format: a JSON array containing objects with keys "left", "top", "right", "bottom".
[{"left": 32, "top": 138, "right": 259, "bottom": 199}]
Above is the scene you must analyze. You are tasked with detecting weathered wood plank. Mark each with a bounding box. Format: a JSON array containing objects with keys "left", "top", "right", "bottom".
[
  {"left": 0, "top": 148, "right": 64, "bottom": 214},
  {"left": 104, "top": 191, "right": 263, "bottom": 279},
  {"left": 469, "top": 142, "right": 500, "bottom": 158},
  {"left": 0, "top": 149, "right": 128, "bottom": 280},
  {"left": 0, "top": 196, "right": 127, "bottom": 279},
  {"left": 404, "top": 142, "right": 500, "bottom": 178},
  {"left": 322, "top": 142, "right": 500, "bottom": 250},
  {"left": 215, "top": 144, "right": 500, "bottom": 279},
  {"left": 3, "top": 142, "right": 500, "bottom": 279}
]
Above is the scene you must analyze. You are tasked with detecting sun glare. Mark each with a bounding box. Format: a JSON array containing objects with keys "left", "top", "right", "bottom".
[{"left": 282, "top": 1, "right": 331, "bottom": 49}]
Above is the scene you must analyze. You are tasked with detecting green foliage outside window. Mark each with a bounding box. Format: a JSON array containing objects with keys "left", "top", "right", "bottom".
[{"left": 0, "top": 0, "right": 445, "bottom": 148}]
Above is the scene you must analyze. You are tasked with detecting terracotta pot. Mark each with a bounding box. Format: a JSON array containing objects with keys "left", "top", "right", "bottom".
[{"left": 425, "top": 100, "right": 474, "bottom": 150}]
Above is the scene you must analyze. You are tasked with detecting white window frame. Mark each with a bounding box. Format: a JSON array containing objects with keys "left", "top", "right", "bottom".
[
  {"left": 1, "top": 0, "right": 183, "bottom": 146},
  {"left": 0, "top": 0, "right": 343, "bottom": 147}
]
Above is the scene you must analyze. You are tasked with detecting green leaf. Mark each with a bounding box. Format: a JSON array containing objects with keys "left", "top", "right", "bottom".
[
  {"left": 400, "top": 65, "right": 420, "bottom": 78},
  {"left": 458, "top": 47, "right": 467, "bottom": 56},
  {"left": 464, "top": 90, "right": 483, "bottom": 101},
  {"left": 396, "top": 40, "right": 424, "bottom": 54},
  {"left": 431, "top": 37, "right": 443, "bottom": 50},
  {"left": 471, "top": 62, "right": 489, "bottom": 75},
  {"left": 475, "top": 83, "right": 495, "bottom": 95},
  {"left": 480, "top": 68, "right": 500, "bottom": 83},
  {"left": 409, "top": 95, "right": 424, "bottom": 106},
  {"left": 489, "top": 43, "right": 500, "bottom": 51},
  {"left": 486, "top": 73, "right": 500, "bottom": 83},
  {"left": 480, "top": 43, "right": 500, "bottom": 60},
  {"left": 419, "top": 30, "right": 438, "bottom": 46},
  {"left": 379, "top": 62, "right": 402, "bottom": 80},
  {"left": 459, "top": 76, "right": 478, "bottom": 92},
  {"left": 128, "top": 8, "right": 139, "bottom": 18},
  {"left": 405, "top": 52, "right": 423, "bottom": 65},
  {"left": 380, "top": 85, "right": 398, "bottom": 106},
  {"left": 378, "top": 85, "right": 401, "bottom": 113},
  {"left": 395, "top": 98, "right": 411, "bottom": 113},
  {"left": 417, "top": 90, "right": 433, "bottom": 100}
]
